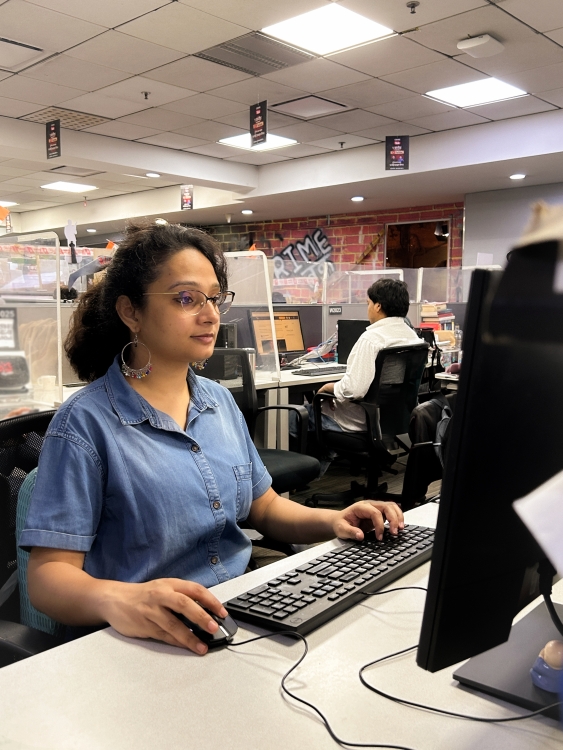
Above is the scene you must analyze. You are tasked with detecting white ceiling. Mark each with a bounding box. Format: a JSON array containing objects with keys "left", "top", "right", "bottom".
[{"left": 0, "top": 0, "right": 560, "bottom": 233}]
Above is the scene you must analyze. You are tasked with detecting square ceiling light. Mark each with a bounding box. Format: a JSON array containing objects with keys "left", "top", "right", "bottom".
[
  {"left": 270, "top": 96, "right": 347, "bottom": 119},
  {"left": 218, "top": 134, "right": 297, "bottom": 151},
  {"left": 262, "top": 5, "right": 394, "bottom": 56},
  {"left": 426, "top": 78, "right": 527, "bottom": 108},
  {"left": 41, "top": 182, "right": 98, "bottom": 192}
]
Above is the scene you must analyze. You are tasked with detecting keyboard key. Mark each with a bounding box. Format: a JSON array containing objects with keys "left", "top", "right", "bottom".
[
  {"left": 228, "top": 598, "right": 252, "bottom": 609},
  {"left": 302, "top": 595, "right": 316, "bottom": 604},
  {"left": 312, "top": 589, "right": 328, "bottom": 597},
  {"left": 285, "top": 606, "right": 298, "bottom": 614},
  {"left": 249, "top": 585, "right": 269, "bottom": 595},
  {"left": 327, "top": 593, "right": 341, "bottom": 601},
  {"left": 273, "top": 611, "right": 290, "bottom": 620},
  {"left": 249, "top": 604, "right": 276, "bottom": 616}
]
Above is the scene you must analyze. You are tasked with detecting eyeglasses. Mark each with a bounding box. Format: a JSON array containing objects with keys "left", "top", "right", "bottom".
[{"left": 144, "top": 289, "right": 235, "bottom": 315}]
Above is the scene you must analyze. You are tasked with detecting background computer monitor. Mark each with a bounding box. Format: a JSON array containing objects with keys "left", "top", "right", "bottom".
[
  {"left": 250, "top": 309, "right": 306, "bottom": 358},
  {"left": 417, "top": 242, "right": 563, "bottom": 714},
  {"left": 337, "top": 319, "right": 369, "bottom": 364}
]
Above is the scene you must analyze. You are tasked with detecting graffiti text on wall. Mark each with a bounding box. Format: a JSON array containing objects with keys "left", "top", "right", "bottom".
[{"left": 273, "top": 229, "right": 334, "bottom": 280}]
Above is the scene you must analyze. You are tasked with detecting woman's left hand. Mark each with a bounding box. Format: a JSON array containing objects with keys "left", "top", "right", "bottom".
[{"left": 332, "top": 500, "right": 404, "bottom": 542}]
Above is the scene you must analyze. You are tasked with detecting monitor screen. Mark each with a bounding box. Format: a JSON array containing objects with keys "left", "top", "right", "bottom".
[
  {"left": 417, "top": 241, "right": 563, "bottom": 710},
  {"left": 250, "top": 310, "right": 305, "bottom": 356},
  {"left": 337, "top": 319, "right": 369, "bottom": 364}
]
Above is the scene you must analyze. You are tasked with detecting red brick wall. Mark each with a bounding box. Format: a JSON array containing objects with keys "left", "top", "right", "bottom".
[{"left": 208, "top": 202, "right": 464, "bottom": 268}]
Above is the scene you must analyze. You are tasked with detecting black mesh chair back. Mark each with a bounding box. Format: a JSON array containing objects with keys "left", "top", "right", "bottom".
[
  {"left": 0, "top": 411, "right": 56, "bottom": 591},
  {"left": 201, "top": 350, "right": 257, "bottom": 437}
]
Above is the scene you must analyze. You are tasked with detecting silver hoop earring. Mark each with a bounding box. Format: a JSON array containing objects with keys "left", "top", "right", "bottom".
[
  {"left": 121, "top": 334, "right": 152, "bottom": 379},
  {"left": 190, "top": 359, "right": 209, "bottom": 371}
]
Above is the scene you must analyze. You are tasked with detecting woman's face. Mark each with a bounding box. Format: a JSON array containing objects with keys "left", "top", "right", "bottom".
[{"left": 134, "top": 247, "right": 221, "bottom": 366}]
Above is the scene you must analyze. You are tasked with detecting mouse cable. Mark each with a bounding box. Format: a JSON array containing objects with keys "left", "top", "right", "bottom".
[
  {"left": 359, "top": 644, "right": 562, "bottom": 723},
  {"left": 227, "top": 585, "right": 433, "bottom": 750}
]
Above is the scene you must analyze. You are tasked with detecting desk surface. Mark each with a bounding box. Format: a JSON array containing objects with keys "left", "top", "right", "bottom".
[{"left": 0, "top": 503, "right": 561, "bottom": 750}]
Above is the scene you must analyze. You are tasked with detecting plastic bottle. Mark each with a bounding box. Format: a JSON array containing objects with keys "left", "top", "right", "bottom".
[{"left": 453, "top": 326, "right": 463, "bottom": 364}]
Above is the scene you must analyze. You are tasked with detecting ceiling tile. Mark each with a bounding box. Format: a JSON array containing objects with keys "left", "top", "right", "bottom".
[
  {"left": 214, "top": 109, "right": 296, "bottom": 129},
  {"left": 224, "top": 151, "right": 291, "bottom": 165},
  {"left": 539, "top": 87, "right": 563, "bottom": 107},
  {"left": 273, "top": 143, "right": 332, "bottom": 158},
  {"left": 21, "top": 55, "right": 131, "bottom": 92},
  {"left": 353, "top": 123, "right": 431, "bottom": 140},
  {"left": 118, "top": 108, "right": 205, "bottom": 130},
  {"left": 459, "top": 37, "right": 563, "bottom": 78},
  {"left": 0, "top": 73, "right": 11, "bottom": 82},
  {"left": 317, "top": 79, "right": 413, "bottom": 109},
  {"left": 94, "top": 76, "right": 196, "bottom": 107},
  {"left": 211, "top": 78, "right": 309, "bottom": 106},
  {"left": 307, "top": 134, "right": 376, "bottom": 150},
  {"left": 328, "top": 36, "right": 444, "bottom": 78},
  {"left": 501, "top": 0, "right": 563, "bottom": 32},
  {"left": 26, "top": 0, "right": 168, "bottom": 28},
  {"left": 0, "top": 0, "right": 104, "bottom": 53},
  {"left": 143, "top": 56, "right": 251, "bottom": 91},
  {"left": 341, "top": 0, "right": 487, "bottom": 33},
  {"left": 65, "top": 31, "right": 184, "bottom": 75},
  {"left": 273, "top": 122, "right": 345, "bottom": 142},
  {"left": 84, "top": 121, "right": 164, "bottom": 139},
  {"left": 495, "top": 62, "right": 563, "bottom": 95},
  {"left": 465, "top": 96, "right": 557, "bottom": 120},
  {"left": 138, "top": 133, "right": 209, "bottom": 149},
  {"left": 312, "top": 110, "right": 395, "bottom": 131},
  {"left": 13, "top": 200, "right": 59, "bottom": 210},
  {"left": 185, "top": 142, "right": 243, "bottom": 158},
  {"left": 546, "top": 28, "right": 563, "bottom": 45},
  {"left": 0, "top": 96, "right": 41, "bottom": 117},
  {"left": 0, "top": 76, "right": 83, "bottom": 105},
  {"left": 3, "top": 159, "right": 48, "bottom": 170},
  {"left": 262, "top": 59, "right": 370, "bottom": 93},
  {"left": 176, "top": 0, "right": 326, "bottom": 30},
  {"left": 162, "top": 93, "right": 247, "bottom": 119},
  {"left": 58, "top": 92, "right": 150, "bottom": 118},
  {"left": 381, "top": 59, "right": 486, "bottom": 94},
  {"left": 406, "top": 109, "right": 490, "bottom": 130},
  {"left": 368, "top": 96, "right": 454, "bottom": 120},
  {"left": 173, "top": 121, "right": 246, "bottom": 141},
  {"left": 118, "top": 4, "right": 248, "bottom": 55}
]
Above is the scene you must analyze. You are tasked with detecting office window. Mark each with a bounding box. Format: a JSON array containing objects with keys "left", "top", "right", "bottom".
[{"left": 385, "top": 221, "right": 449, "bottom": 269}]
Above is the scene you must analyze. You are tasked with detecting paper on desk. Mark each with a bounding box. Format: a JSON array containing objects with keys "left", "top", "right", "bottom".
[{"left": 513, "top": 469, "right": 563, "bottom": 575}]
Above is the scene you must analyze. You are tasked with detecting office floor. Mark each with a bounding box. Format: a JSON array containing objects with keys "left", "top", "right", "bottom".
[{"left": 250, "top": 458, "right": 441, "bottom": 568}]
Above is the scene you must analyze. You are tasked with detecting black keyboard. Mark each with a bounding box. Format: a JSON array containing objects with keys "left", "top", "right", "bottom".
[
  {"left": 291, "top": 365, "right": 347, "bottom": 376},
  {"left": 227, "top": 524, "right": 434, "bottom": 635}
]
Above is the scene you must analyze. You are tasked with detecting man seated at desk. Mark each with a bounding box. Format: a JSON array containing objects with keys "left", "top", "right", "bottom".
[{"left": 317, "top": 279, "right": 421, "bottom": 435}]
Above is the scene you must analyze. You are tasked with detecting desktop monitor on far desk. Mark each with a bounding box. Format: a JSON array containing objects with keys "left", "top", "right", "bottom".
[
  {"left": 250, "top": 309, "right": 307, "bottom": 362},
  {"left": 417, "top": 243, "right": 563, "bottom": 719}
]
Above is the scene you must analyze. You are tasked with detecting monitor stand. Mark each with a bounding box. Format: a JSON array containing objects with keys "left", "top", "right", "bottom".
[{"left": 454, "top": 601, "right": 563, "bottom": 722}]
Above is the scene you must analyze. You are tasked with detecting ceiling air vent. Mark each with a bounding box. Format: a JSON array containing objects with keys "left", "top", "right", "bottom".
[
  {"left": 195, "top": 32, "right": 314, "bottom": 76},
  {"left": 270, "top": 96, "right": 348, "bottom": 119},
  {"left": 21, "top": 107, "right": 110, "bottom": 130}
]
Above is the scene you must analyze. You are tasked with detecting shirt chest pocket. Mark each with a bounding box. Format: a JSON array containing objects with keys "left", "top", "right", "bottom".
[{"left": 233, "top": 463, "right": 252, "bottom": 520}]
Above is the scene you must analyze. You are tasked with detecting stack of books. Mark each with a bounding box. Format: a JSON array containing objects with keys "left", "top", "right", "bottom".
[{"left": 420, "top": 302, "right": 455, "bottom": 331}]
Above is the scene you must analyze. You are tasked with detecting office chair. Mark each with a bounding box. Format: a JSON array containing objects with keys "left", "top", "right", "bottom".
[
  {"left": 0, "top": 410, "right": 64, "bottom": 667},
  {"left": 308, "top": 343, "right": 429, "bottom": 508},
  {"left": 201, "top": 349, "right": 320, "bottom": 494}
]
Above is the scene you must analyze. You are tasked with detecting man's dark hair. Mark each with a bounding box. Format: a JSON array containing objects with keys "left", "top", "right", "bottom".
[{"left": 367, "top": 278, "right": 410, "bottom": 318}]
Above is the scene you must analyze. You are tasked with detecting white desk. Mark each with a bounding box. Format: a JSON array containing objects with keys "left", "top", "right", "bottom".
[{"left": 1, "top": 503, "right": 561, "bottom": 750}]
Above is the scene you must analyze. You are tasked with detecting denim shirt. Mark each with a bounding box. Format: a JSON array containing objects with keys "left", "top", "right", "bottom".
[{"left": 20, "top": 356, "right": 272, "bottom": 587}]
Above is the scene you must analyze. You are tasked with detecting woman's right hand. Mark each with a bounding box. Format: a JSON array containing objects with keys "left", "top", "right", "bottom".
[{"left": 101, "top": 578, "right": 228, "bottom": 654}]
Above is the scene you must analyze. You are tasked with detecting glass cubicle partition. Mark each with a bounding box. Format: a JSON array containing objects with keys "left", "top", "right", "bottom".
[
  {"left": 0, "top": 232, "right": 64, "bottom": 416},
  {"left": 222, "top": 251, "right": 279, "bottom": 382}
]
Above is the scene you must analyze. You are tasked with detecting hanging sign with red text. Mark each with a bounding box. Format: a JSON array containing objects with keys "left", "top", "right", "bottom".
[
  {"left": 46, "top": 119, "right": 61, "bottom": 159},
  {"left": 385, "top": 135, "right": 409, "bottom": 170},
  {"left": 250, "top": 100, "right": 267, "bottom": 147},
  {"left": 180, "top": 184, "right": 193, "bottom": 210}
]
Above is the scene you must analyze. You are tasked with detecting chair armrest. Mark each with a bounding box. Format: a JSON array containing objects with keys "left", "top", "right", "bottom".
[
  {"left": 256, "top": 404, "right": 309, "bottom": 453},
  {"left": 311, "top": 392, "right": 337, "bottom": 451},
  {"left": 0, "top": 619, "right": 64, "bottom": 667}
]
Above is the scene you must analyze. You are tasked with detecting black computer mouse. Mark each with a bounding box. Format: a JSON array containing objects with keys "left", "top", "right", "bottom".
[{"left": 176, "top": 607, "right": 238, "bottom": 650}]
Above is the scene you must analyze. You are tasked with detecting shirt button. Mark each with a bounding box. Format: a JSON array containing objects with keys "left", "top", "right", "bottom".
[
  {"left": 210, "top": 556, "right": 218, "bottom": 565},
  {"left": 191, "top": 444, "right": 200, "bottom": 452},
  {"left": 213, "top": 501, "right": 221, "bottom": 510}
]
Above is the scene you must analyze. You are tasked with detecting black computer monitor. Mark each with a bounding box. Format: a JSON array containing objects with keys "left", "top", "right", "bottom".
[
  {"left": 337, "top": 319, "right": 369, "bottom": 364},
  {"left": 417, "top": 241, "right": 563, "bottom": 716},
  {"left": 249, "top": 309, "right": 306, "bottom": 359}
]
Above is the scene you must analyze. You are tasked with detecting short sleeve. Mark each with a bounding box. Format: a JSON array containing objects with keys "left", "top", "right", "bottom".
[
  {"left": 239, "top": 407, "right": 272, "bottom": 500},
  {"left": 19, "top": 432, "right": 105, "bottom": 553}
]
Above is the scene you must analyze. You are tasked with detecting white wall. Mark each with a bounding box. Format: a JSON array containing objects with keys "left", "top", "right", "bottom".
[{"left": 464, "top": 182, "right": 563, "bottom": 266}]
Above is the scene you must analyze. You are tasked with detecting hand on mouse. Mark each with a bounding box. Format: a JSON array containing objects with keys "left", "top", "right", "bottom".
[
  {"left": 100, "top": 578, "right": 227, "bottom": 655},
  {"left": 331, "top": 500, "right": 404, "bottom": 542}
]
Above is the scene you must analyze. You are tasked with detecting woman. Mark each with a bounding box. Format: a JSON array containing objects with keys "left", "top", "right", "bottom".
[{"left": 20, "top": 222, "right": 403, "bottom": 655}]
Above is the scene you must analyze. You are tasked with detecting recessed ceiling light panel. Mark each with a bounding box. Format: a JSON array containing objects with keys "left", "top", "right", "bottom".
[
  {"left": 510, "top": 173, "right": 526, "bottom": 180},
  {"left": 0, "top": 201, "right": 18, "bottom": 207},
  {"left": 41, "top": 182, "right": 98, "bottom": 192},
  {"left": 145, "top": 172, "right": 160, "bottom": 178},
  {"left": 262, "top": 5, "right": 394, "bottom": 56},
  {"left": 218, "top": 133, "right": 297, "bottom": 151},
  {"left": 426, "top": 78, "right": 527, "bottom": 108}
]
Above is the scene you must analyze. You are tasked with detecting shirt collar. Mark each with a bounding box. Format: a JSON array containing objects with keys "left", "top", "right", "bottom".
[
  {"left": 367, "top": 316, "right": 403, "bottom": 330},
  {"left": 105, "top": 356, "right": 219, "bottom": 429}
]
